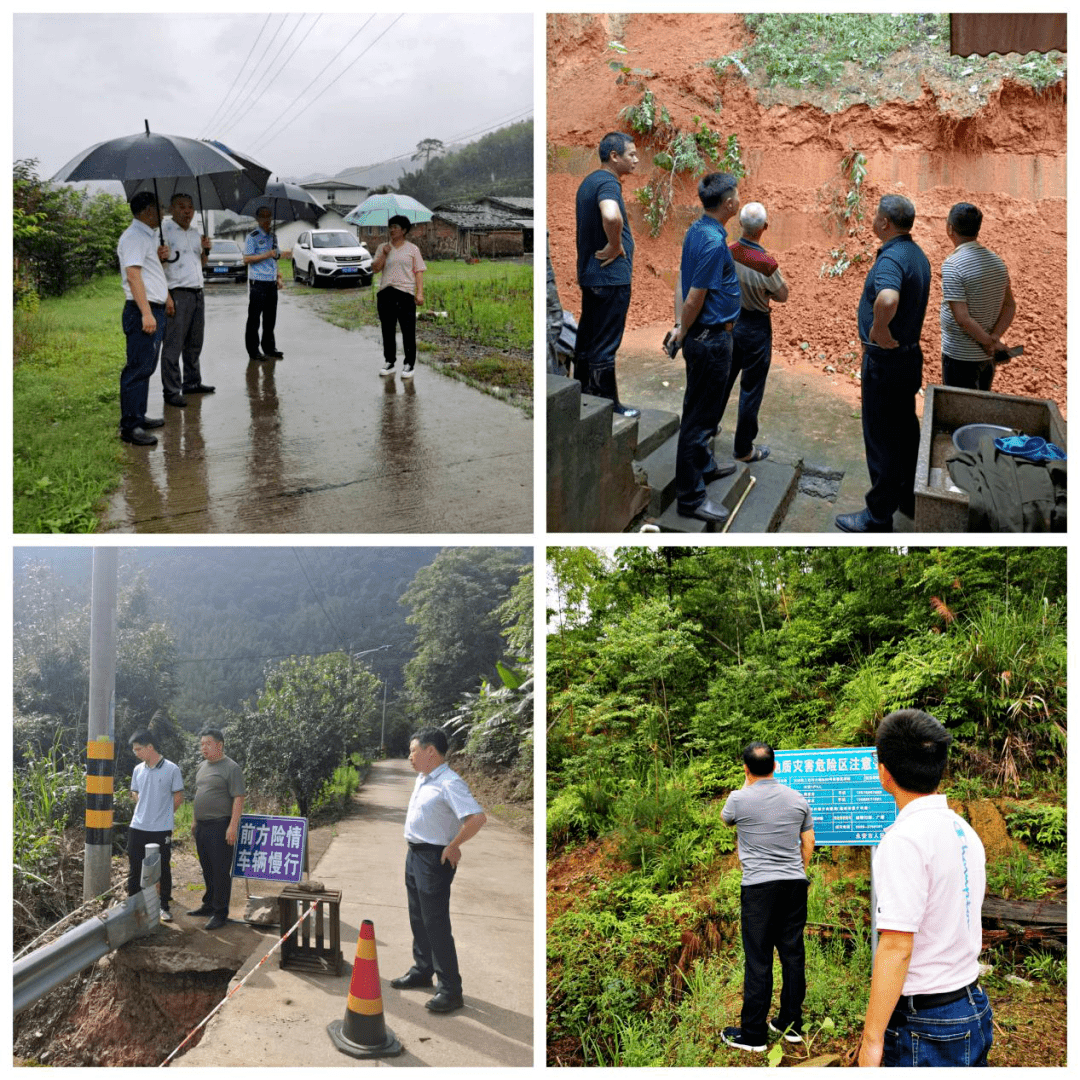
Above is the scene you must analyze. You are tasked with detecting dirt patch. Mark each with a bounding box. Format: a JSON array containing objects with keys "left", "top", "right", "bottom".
[
  {"left": 548, "top": 14, "right": 1066, "bottom": 414},
  {"left": 962, "top": 798, "right": 1021, "bottom": 863},
  {"left": 451, "top": 758, "right": 534, "bottom": 837}
]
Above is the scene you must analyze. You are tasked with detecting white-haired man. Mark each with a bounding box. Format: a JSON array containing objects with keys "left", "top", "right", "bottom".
[{"left": 720, "top": 202, "right": 788, "bottom": 464}]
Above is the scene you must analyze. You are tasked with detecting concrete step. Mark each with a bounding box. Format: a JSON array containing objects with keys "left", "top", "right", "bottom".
[
  {"left": 633, "top": 408, "right": 681, "bottom": 461},
  {"left": 727, "top": 459, "right": 800, "bottom": 532},
  {"left": 635, "top": 434, "right": 679, "bottom": 517},
  {"left": 651, "top": 465, "right": 754, "bottom": 533}
]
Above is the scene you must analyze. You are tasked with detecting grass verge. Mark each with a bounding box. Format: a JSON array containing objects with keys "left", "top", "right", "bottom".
[
  {"left": 14, "top": 277, "right": 128, "bottom": 533},
  {"left": 293, "top": 259, "right": 533, "bottom": 414}
]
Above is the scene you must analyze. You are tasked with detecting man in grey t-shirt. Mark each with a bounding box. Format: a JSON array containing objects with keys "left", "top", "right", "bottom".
[
  {"left": 720, "top": 742, "right": 815, "bottom": 1054},
  {"left": 190, "top": 728, "right": 245, "bottom": 931}
]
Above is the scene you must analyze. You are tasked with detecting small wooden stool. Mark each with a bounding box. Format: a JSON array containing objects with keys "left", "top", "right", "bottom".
[{"left": 278, "top": 887, "right": 343, "bottom": 976}]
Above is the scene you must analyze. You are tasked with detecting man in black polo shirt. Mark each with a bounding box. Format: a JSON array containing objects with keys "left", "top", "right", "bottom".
[
  {"left": 574, "top": 131, "right": 640, "bottom": 417},
  {"left": 836, "top": 195, "right": 930, "bottom": 533}
]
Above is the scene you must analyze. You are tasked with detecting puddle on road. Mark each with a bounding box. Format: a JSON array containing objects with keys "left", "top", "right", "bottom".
[{"left": 104, "top": 286, "right": 532, "bottom": 533}]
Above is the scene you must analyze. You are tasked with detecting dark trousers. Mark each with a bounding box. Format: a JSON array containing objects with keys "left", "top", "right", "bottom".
[
  {"left": 675, "top": 327, "right": 733, "bottom": 512},
  {"left": 405, "top": 844, "right": 461, "bottom": 993},
  {"left": 575, "top": 283, "right": 632, "bottom": 403},
  {"left": 126, "top": 827, "right": 173, "bottom": 906},
  {"left": 160, "top": 287, "right": 205, "bottom": 395},
  {"left": 720, "top": 309, "right": 772, "bottom": 459},
  {"left": 193, "top": 818, "right": 233, "bottom": 917},
  {"left": 942, "top": 352, "right": 995, "bottom": 392},
  {"left": 376, "top": 286, "right": 417, "bottom": 366},
  {"left": 245, "top": 279, "right": 278, "bottom": 357},
  {"left": 120, "top": 300, "right": 166, "bottom": 432},
  {"left": 861, "top": 345, "right": 923, "bottom": 522},
  {"left": 740, "top": 878, "right": 809, "bottom": 1044}
]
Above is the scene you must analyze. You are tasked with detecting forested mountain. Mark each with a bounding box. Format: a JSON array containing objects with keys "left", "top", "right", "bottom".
[
  {"left": 14, "top": 546, "right": 528, "bottom": 746},
  {"left": 394, "top": 120, "right": 532, "bottom": 206}
]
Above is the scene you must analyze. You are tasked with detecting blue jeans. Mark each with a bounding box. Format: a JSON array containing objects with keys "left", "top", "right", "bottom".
[
  {"left": 120, "top": 300, "right": 166, "bottom": 431},
  {"left": 884, "top": 985, "right": 992, "bottom": 1067},
  {"left": 575, "top": 283, "right": 631, "bottom": 402},
  {"left": 675, "top": 327, "right": 733, "bottom": 512}
]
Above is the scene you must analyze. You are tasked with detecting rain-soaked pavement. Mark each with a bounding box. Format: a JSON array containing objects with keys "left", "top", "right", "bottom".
[{"left": 103, "top": 284, "right": 532, "bottom": 533}]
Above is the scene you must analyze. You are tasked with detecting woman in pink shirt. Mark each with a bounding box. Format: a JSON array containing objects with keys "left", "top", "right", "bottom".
[{"left": 372, "top": 214, "right": 427, "bottom": 378}]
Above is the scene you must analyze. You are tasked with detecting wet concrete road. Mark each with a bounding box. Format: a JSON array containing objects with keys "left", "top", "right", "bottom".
[{"left": 103, "top": 284, "right": 532, "bottom": 533}]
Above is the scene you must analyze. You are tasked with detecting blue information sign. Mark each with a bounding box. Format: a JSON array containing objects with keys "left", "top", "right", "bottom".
[
  {"left": 230, "top": 814, "right": 308, "bottom": 883},
  {"left": 773, "top": 748, "right": 896, "bottom": 846}
]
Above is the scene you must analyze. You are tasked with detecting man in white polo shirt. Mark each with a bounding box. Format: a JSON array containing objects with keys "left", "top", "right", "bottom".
[
  {"left": 117, "top": 192, "right": 172, "bottom": 445},
  {"left": 127, "top": 729, "right": 185, "bottom": 922},
  {"left": 391, "top": 728, "right": 486, "bottom": 1013},
  {"left": 859, "top": 709, "right": 991, "bottom": 1067},
  {"left": 160, "top": 193, "right": 215, "bottom": 408}
]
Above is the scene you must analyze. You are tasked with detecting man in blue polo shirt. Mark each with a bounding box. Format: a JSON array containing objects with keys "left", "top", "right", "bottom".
[
  {"left": 574, "top": 131, "right": 640, "bottom": 417},
  {"left": 837, "top": 194, "right": 930, "bottom": 533},
  {"left": 671, "top": 172, "right": 743, "bottom": 524},
  {"left": 391, "top": 728, "right": 486, "bottom": 1013},
  {"left": 127, "top": 729, "right": 185, "bottom": 922}
]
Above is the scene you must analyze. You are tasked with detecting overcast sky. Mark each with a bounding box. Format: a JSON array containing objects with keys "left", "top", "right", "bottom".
[{"left": 14, "top": 13, "right": 533, "bottom": 182}]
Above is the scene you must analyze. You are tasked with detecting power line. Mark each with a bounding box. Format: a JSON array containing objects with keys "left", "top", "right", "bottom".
[
  {"left": 253, "top": 14, "right": 405, "bottom": 152},
  {"left": 247, "top": 15, "right": 380, "bottom": 150},
  {"left": 199, "top": 14, "right": 273, "bottom": 136},
  {"left": 291, "top": 548, "right": 345, "bottom": 642},
  {"left": 216, "top": 14, "right": 320, "bottom": 142}
]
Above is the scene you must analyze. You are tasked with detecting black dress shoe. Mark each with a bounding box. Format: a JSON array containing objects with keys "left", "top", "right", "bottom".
[
  {"left": 165, "top": 393, "right": 187, "bottom": 407},
  {"left": 678, "top": 497, "right": 729, "bottom": 525},
  {"left": 390, "top": 970, "right": 434, "bottom": 990},
  {"left": 248, "top": 353, "right": 268, "bottom": 361},
  {"left": 835, "top": 508, "right": 893, "bottom": 533},
  {"left": 204, "top": 915, "right": 229, "bottom": 930},
  {"left": 425, "top": 990, "right": 464, "bottom": 1013},
  {"left": 186, "top": 906, "right": 214, "bottom": 917},
  {"left": 704, "top": 462, "right": 737, "bottom": 483},
  {"left": 120, "top": 427, "right": 158, "bottom": 446},
  {"left": 183, "top": 383, "right": 216, "bottom": 394},
  {"left": 264, "top": 350, "right": 284, "bottom": 358},
  {"left": 141, "top": 417, "right": 165, "bottom": 429}
]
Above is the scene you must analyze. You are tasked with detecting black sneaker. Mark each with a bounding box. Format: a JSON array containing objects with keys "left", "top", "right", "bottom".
[
  {"left": 769, "top": 1018, "right": 804, "bottom": 1044},
  {"left": 721, "top": 1027, "right": 766, "bottom": 1053}
]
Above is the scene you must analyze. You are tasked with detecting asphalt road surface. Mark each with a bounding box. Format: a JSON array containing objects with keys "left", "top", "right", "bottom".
[
  {"left": 102, "top": 283, "right": 532, "bottom": 533},
  {"left": 174, "top": 758, "right": 533, "bottom": 1068}
]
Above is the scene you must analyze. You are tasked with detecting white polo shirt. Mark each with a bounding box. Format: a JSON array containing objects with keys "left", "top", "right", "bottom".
[
  {"left": 130, "top": 756, "right": 185, "bottom": 833},
  {"left": 117, "top": 218, "right": 169, "bottom": 304},
  {"left": 873, "top": 794, "right": 986, "bottom": 995},
  {"left": 403, "top": 763, "right": 483, "bottom": 846},
  {"left": 162, "top": 217, "right": 205, "bottom": 290}
]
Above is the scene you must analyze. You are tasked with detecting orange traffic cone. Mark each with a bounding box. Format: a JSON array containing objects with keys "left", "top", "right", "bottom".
[{"left": 327, "top": 919, "right": 403, "bottom": 1058}]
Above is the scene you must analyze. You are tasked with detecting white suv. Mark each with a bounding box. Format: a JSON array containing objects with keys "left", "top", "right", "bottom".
[{"left": 292, "top": 229, "right": 373, "bottom": 287}]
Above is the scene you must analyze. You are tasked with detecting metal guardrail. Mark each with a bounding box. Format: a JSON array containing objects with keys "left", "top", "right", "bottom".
[{"left": 14, "top": 846, "right": 162, "bottom": 1015}]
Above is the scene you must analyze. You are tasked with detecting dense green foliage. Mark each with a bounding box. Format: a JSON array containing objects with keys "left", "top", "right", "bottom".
[
  {"left": 401, "top": 547, "right": 530, "bottom": 721},
  {"left": 395, "top": 120, "right": 532, "bottom": 206},
  {"left": 547, "top": 546, "right": 1066, "bottom": 1064},
  {"left": 15, "top": 159, "right": 130, "bottom": 301},
  {"left": 229, "top": 652, "right": 382, "bottom": 818}
]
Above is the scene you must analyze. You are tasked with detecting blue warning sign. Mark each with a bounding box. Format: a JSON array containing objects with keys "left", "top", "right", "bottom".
[{"left": 773, "top": 748, "right": 896, "bottom": 846}]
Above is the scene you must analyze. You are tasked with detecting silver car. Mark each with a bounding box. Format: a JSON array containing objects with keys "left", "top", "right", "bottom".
[{"left": 203, "top": 239, "right": 247, "bottom": 283}]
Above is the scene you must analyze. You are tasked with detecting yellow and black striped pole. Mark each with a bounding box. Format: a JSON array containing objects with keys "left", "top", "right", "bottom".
[{"left": 85, "top": 548, "right": 117, "bottom": 901}]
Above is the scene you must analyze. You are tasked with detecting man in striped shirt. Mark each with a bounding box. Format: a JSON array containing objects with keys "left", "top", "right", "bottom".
[{"left": 939, "top": 203, "right": 1015, "bottom": 392}]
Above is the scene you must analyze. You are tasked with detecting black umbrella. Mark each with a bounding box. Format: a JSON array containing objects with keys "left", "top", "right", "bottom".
[
  {"left": 53, "top": 119, "right": 243, "bottom": 246},
  {"left": 241, "top": 182, "right": 327, "bottom": 248},
  {"left": 123, "top": 140, "right": 272, "bottom": 237}
]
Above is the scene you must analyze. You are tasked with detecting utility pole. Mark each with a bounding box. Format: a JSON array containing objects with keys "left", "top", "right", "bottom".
[{"left": 84, "top": 549, "right": 117, "bottom": 900}]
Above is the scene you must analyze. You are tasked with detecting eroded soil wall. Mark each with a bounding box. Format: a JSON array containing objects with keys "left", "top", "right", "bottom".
[{"left": 548, "top": 14, "right": 1066, "bottom": 410}]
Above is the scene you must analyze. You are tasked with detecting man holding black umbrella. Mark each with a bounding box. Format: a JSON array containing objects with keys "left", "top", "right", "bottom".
[
  {"left": 117, "top": 191, "right": 171, "bottom": 446},
  {"left": 244, "top": 206, "right": 284, "bottom": 361}
]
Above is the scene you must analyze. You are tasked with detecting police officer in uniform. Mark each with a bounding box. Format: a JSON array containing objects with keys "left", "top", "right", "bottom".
[{"left": 243, "top": 206, "right": 284, "bottom": 361}]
